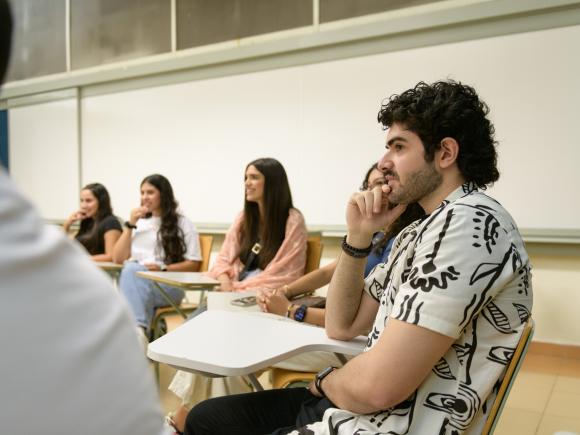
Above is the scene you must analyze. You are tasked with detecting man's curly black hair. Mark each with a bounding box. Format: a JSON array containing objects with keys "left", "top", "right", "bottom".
[{"left": 377, "top": 80, "right": 499, "bottom": 189}]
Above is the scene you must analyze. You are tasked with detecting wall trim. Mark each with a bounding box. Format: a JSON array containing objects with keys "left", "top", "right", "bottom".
[{"left": 529, "top": 341, "right": 580, "bottom": 360}]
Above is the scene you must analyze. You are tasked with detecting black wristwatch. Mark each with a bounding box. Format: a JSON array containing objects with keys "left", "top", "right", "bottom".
[
  {"left": 315, "top": 366, "right": 336, "bottom": 398},
  {"left": 124, "top": 221, "right": 137, "bottom": 230},
  {"left": 293, "top": 304, "right": 308, "bottom": 322}
]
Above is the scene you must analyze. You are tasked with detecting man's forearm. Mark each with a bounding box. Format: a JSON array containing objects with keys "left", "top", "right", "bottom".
[
  {"left": 325, "top": 251, "right": 368, "bottom": 339},
  {"left": 319, "top": 319, "right": 455, "bottom": 414},
  {"left": 320, "top": 355, "right": 386, "bottom": 414}
]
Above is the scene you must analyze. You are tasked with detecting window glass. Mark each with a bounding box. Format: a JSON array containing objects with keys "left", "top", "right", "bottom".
[
  {"left": 5, "top": 0, "right": 66, "bottom": 82},
  {"left": 320, "top": 0, "right": 445, "bottom": 23},
  {"left": 71, "top": 0, "right": 171, "bottom": 70},
  {"left": 177, "top": 0, "right": 313, "bottom": 49}
]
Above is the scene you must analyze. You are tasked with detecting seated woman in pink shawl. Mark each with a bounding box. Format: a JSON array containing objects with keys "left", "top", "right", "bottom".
[
  {"left": 209, "top": 157, "right": 307, "bottom": 292},
  {"left": 164, "top": 158, "right": 307, "bottom": 434}
]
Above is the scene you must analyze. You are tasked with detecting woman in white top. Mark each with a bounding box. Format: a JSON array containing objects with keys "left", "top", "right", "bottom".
[{"left": 113, "top": 174, "right": 202, "bottom": 335}]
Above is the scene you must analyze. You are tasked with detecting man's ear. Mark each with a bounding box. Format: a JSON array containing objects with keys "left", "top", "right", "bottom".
[{"left": 437, "top": 137, "right": 459, "bottom": 169}]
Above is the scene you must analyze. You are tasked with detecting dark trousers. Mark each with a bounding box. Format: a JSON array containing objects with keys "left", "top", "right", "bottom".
[{"left": 184, "top": 387, "right": 333, "bottom": 435}]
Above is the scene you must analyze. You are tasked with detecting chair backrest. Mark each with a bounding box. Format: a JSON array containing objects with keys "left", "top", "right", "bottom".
[
  {"left": 482, "top": 317, "right": 534, "bottom": 435},
  {"left": 270, "top": 367, "right": 316, "bottom": 389},
  {"left": 305, "top": 234, "right": 323, "bottom": 274},
  {"left": 198, "top": 234, "right": 213, "bottom": 272}
]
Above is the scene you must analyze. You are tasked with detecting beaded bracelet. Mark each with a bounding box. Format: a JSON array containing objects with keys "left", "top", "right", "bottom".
[{"left": 341, "top": 235, "right": 372, "bottom": 258}]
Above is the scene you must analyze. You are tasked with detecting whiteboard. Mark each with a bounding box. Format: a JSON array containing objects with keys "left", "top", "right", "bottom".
[
  {"left": 8, "top": 98, "right": 79, "bottom": 220},
  {"left": 11, "top": 24, "right": 580, "bottom": 231}
]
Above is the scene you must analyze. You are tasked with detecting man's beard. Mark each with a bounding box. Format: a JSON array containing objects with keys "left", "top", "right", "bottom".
[{"left": 387, "top": 162, "right": 442, "bottom": 205}]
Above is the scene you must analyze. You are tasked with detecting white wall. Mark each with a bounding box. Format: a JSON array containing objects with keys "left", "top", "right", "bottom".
[
  {"left": 8, "top": 98, "right": 79, "bottom": 220},
  {"left": 80, "top": 64, "right": 380, "bottom": 227},
  {"left": 528, "top": 251, "right": 580, "bottom": 346},
  {"left": 9, "top": 23, "right": 579, "bottom": 231}
]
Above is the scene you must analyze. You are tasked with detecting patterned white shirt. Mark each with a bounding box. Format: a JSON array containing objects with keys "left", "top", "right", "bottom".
[{"left": 299, "top": 183, "right": 533, "bottom": 434}]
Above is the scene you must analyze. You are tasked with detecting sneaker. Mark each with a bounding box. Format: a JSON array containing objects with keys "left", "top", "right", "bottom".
[{"left": 163, "top": 414, "right": 183, "bottom": 435}]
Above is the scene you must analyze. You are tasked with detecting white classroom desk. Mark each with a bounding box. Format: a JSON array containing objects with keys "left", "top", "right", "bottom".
[
  {"left": 147, "top": 309, "right": 366, "bottom": 390},
  {"left": 95, "top": 261, "right": 123, "bottom": 287},
  {"left": 136, "top": 271, "right": 220, "bottom": 318},
  {"left": 96, "top": 261, "right": 123, "bottom": 272}
]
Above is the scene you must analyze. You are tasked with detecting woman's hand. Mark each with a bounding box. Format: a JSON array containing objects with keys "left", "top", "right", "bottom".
[
  {"left": 129, "top": 206, "right": 149, "bottom": 226},
  {"left": 258, "top": 288, "right": 291, "bottom": 316},
  {"left": 216, "top": 274, "right": 233, "bottom": 292},
  {"left": 63, "top": 210, "right": 85, "bottom": 230},
  {"left": 63, "top": 210, "right": 87, "bottom": 233},
  {"left": 256, "top": 288, "right": 271, "bottom": 312},
  {"left": 144, "top": 263, "right": 161, "bottom": 271}
]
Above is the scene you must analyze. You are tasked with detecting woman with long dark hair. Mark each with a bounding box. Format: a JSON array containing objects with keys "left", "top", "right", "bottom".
[
  {"left": 113, "top": 174, "right": 201, "bottom": 340},
  {"left": 63, "top": 183, "right": 122, "bottom": 262},
  {"left": 164, "top": 158, "right": 307, "bottom": 433},
  {"left": 209, "top": 157, "right": 307, "bottom": 291}
]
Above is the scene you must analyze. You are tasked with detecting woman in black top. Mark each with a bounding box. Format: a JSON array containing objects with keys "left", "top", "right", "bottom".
[{"left": 63, "top": 183, "right": 122, "bottom": 261}]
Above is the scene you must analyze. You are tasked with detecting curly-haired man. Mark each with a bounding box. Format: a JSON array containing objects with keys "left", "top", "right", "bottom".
[{"left": 184, "top": 81, "right": 533, "bottom": 435}]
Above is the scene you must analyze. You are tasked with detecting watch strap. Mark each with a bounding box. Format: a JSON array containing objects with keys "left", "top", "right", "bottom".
[
  {"left": 315, "top": 366, "right": 336, "bottom": 398},
  {"left": 124, "top": 221, "right": 137, "bottom": 230}
]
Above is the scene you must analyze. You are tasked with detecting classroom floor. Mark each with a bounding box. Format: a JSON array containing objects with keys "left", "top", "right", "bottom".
[
  {"left": 494, "top": 353, "right": 580, "bottom": 435},
  {"left": 155, "top": 352, "right": 580, "bottom": 435}
]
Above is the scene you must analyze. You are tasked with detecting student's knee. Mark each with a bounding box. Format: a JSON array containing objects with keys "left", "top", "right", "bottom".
[
  {"left": 184, "top": 399, "right": 220, "bottom": 435},
  {"left": 119, "top": 263, "right": 150, "bottom": 293},
  {"left": 119, "top": 262, "right": 141, "bottom": 284}
]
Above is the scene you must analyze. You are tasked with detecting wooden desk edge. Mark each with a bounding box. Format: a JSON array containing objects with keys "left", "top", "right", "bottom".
[
  {"left": 136, "top": 271, "right": 219, "bottom": 289},
  {"left": 96, "top": 261, "right": 123, "bottom": 271}
]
